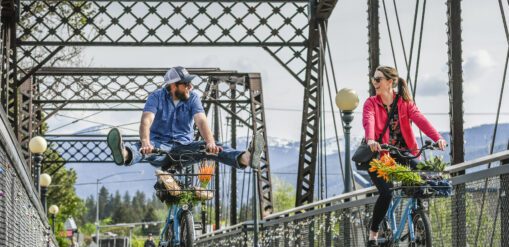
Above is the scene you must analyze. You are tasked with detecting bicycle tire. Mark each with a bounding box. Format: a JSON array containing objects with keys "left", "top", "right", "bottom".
[
  {"left": 180, "top": 210, "right": 195, "bottom": 247},
  {"left": 159, "top": 221, "right": 174, "bottom": 247},
  {"left": 409, "top": 210, "right": 432, "bottom": 247}
]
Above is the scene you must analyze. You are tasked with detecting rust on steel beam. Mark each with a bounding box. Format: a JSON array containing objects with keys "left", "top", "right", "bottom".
[
  {"left": 317, "top": 0, "right": 338, "bottom": 19},
  {"left": 447, "top": 1, "right": 466, "bottom": 247},
  {"left": 368, "top": 0, "right": 380, "bottom": 96},
  {"left": 296, "top": 0, "right": 323, "bottom": 206},
  {"left": 248, "top": 73, "right": 273, "bottom": 218}
]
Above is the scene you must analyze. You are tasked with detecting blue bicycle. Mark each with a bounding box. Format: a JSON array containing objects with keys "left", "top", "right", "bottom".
[
  {"left": 152, "top": 148, "right": 215, "bottom": 247},
  {"left": 371, "top": 142, "right": 451, "bottom": 247}
]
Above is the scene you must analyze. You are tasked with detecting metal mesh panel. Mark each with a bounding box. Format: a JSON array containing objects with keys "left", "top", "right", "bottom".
[
  {"left": 0, "top": 143, "right": 55, "bottom": 246},
  {"left": 18, "top": 1, "right": 309, "bottom": 46},
  {"left": 195, "top": 162, "right": 509, "bottom": 246}
]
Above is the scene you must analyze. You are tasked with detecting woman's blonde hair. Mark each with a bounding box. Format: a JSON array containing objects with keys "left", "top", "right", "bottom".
[{"left": 376, "top": 65, "right": 413, "bottom": 102}]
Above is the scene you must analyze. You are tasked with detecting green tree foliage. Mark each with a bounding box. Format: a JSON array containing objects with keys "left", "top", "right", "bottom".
[
  {"left": 43, "top": 148, "right": 86, "bottom": 246},
  {"left": 142, "top": 206, "right": 161, "bottom": 235},
  {"left": 272, "top": 176, "right": 296, "bottom": 213}
]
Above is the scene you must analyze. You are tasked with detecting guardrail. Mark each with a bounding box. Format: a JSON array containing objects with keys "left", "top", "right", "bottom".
[
  {"left": 196, "top": 149, "right": 509, "bottom": 246},
  {"left": 0, "top": 108, "right": 57, "bottom": 246}
]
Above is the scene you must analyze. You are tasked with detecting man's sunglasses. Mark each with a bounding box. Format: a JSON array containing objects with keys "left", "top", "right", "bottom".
[
  {"left": 176, "top": 83, "right": 192, "bottom": 89},
  {"left": 371, "top": 77, "right": 388, "bottom": 83}
]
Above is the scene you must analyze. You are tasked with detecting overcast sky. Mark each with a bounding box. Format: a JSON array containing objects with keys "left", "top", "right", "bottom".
[{"left": 47, "top": 0, "right": 509, "bottom": 142}]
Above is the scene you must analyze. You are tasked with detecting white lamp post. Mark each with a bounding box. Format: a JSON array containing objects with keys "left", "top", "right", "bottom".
[
  {"left": 39, "top": 173, "right": 52, "bottom": 213},
  {"left": 335, "top": 88, "right": 359, "bottom": 193},
  {"left": 48, "top": 205, "right": 59, "bottom": 235},
  {"left": 29, "top": 136, "right": 48, "bottom": 193}
]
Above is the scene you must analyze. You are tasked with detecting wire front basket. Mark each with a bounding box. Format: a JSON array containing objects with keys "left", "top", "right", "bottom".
[
  {"left": 391, "top": 171, "right": 452, "bottom": 199},
  {"left": 154, "top": 160, "right": 216, "bottom": 204}
]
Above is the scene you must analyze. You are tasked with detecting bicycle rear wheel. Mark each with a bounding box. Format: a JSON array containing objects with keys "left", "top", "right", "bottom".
[
  {"left": 180, "top": 210, "right": 195, "bottom": 247},
  {"left": 409, "top": 210, "right": 432, "bottom": 247}
]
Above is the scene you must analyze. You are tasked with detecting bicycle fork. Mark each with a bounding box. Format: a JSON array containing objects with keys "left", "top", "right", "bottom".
[{"left": 159, "top": 205, "right": 184, "bottom": 246}]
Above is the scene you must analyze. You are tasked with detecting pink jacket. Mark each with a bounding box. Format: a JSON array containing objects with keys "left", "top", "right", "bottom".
[{"left": 362, "top": 94, "right": 443, "bottom": 156}]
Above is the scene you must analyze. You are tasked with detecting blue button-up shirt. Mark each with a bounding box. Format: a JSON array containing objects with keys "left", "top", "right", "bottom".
[{"left": 143, "top": 88, "right": 204, "bottom": 144}]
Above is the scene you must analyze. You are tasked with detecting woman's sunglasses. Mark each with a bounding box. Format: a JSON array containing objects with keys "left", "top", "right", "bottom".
[{"left": 371, "top": 77, "right": 388, "bottom": 83}]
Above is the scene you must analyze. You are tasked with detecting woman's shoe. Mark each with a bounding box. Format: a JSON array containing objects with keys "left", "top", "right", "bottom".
[{"left": 367, "top": 240, "right": 378, "bottom": 247}]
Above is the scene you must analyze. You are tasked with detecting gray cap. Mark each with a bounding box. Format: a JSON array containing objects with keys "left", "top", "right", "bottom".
[{"left": 163, "top": 66, "right": 198, "bottom": 85}]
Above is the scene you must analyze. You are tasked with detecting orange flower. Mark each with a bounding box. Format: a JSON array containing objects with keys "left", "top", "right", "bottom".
[
  {"left": 380, "top": 154, "right": 397, "bottom": 167},
  {"left": 369, "top": 165, "right": 377, "bottom": 173},
  {"left": 376, "top": 169, "right": 389, "bottom": 181},
  {"left": 198, "top": 160, "right": 215, "bottom": 186}
]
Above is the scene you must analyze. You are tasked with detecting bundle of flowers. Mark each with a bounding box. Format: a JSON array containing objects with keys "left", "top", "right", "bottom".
[
  {"left": 369, "top": 154, "right": 424, "bottom": 185},
  {"left": 198, "top": 160, "right": 215, "bottom": 188}
]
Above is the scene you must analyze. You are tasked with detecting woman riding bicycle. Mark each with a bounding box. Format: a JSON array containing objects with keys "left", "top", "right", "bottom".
[{"left": 363, "top": 66, "right": 447, "bottom": 246}]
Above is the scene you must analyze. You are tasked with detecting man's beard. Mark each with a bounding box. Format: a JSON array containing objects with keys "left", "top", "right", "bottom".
[{"left": 175, "top": 89, "right": 189, "bottom": 100}]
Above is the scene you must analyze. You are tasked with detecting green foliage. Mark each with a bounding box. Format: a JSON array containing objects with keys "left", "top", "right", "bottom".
[
  {"left": 416, "top": 156, "right": 448, "bottom": 172},
  {"left": 178, "top": 191, "right": 195, "bottom": 205},
  {"left": 142, "top": 206, "right": 161, "bottom": 235},
  {"left": 43, "top": 149, "right": 86, "bottom": 246},
  {"left": 272, "top": 176, "right": 296, "bottom": 212}
]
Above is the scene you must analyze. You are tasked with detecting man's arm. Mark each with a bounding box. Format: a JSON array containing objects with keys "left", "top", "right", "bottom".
[
  {"left": 194, "top": 112, "right": 222, "bottom": 153},
  {"left": 139, "top": 112, "right": 155, "bottom": 154}
]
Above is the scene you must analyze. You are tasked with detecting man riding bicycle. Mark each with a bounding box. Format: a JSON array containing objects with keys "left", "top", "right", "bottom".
[{"left": 106, "top": 66, "right": 264, "bottom": 170}]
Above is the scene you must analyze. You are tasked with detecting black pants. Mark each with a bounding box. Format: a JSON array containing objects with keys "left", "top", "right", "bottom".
[{"left": 368, "top": 151, "right": 419, "bottom": 232}]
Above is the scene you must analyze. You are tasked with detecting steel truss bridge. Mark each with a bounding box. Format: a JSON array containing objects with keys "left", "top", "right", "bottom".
[{"left": 1, "top": 0, "right": 509, "bottom": 246}]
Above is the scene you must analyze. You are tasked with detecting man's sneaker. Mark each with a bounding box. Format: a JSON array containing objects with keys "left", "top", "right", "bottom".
[
  {"left": 248, "top": 132, "right": 264, "bottom": 169},
  {"left": 107, "top": 128, "right": 125, "bottom": 166}
]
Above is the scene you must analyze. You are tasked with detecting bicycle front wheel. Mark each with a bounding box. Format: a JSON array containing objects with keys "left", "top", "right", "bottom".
[
  {"left": 409, "top": 211, "right": 432, "bottom": 247},
  {"left": 180, "top": 210, "right": 195, "bottom": 247}
]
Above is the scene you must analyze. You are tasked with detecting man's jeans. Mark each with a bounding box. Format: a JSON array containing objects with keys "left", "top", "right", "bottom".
[{"left": 125, "top": 140, "right": 245, "bottom": 169}]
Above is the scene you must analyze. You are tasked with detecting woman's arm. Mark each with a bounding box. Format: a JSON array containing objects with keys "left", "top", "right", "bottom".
[{"left": 362, "top": 99, "right": 376, "bottom": 141}]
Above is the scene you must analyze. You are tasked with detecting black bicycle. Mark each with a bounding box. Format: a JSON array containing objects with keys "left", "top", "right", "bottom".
[{"left": 369, "top": 141, "right": 452, "bottom": 247}]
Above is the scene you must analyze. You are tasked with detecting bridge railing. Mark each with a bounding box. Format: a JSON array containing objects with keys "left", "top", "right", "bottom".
[
  {"left": 0, "top": 108, "right": 57, "bottom": 246},
  {"left": 196, "top": 149, "right": 509, "bottom": 246}
]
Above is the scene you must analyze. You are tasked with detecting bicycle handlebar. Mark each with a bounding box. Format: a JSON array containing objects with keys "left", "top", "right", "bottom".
[{"left": 380, "top": 140, "right": 446, "bottom": 159}]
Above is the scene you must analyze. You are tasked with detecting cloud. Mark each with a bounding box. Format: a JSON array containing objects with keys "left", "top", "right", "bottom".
[
  {"left": 463, "top": 50, "right": 495, "bottom": 80},
  {"left": 415, "top": 74, "right": 448, "bottom": 97},
  {"left": 463, "top": 50, "right": 496, "bottom": 96}
]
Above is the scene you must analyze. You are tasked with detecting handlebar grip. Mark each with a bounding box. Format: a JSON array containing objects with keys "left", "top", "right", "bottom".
[{"left": 152, "top": 148, "right": 163, "bottom": 154}]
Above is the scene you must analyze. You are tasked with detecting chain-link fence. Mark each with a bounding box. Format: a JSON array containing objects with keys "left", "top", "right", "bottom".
[
  {"left": 0, "top": 109, "right": 57, "bottom": 246},
  {"left": 195, "top": 150, "right": 509, "bottom": 246}
]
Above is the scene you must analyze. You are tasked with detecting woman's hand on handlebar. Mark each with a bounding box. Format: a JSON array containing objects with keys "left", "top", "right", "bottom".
[
  {"left": 140, "top": 140, "right": 154, "bottom": 154},
  {"left": 436, "top": 139, "right": 447, "bottom": 151},
  {"left": 367, "top": 139, "right": 381, "bottom": 152}
]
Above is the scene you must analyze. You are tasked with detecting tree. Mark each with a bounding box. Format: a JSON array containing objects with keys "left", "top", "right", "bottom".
[
  {"left": 272, "top": 176, "right": 296, "bottom": 212},
  {"left": 142, "top": 206, "right": 161, "bottom": 236},
  {"left": 98, "top": 186, "right": 110, "bottom": 219},
  {"left": 44, "top": 153, "right": 86, "bottom": 246}
]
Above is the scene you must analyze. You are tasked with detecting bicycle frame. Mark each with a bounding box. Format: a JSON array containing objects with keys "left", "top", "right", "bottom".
[
  {"left": 160, "top": 204, "right": 191, "bottom": 246},
  {"left": 386, "top": 196, "right": 418, "bottom": 244}
]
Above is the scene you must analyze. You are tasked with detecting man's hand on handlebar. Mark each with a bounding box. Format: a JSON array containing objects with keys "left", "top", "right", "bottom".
[
  {"left": 140, "top": 140, "right": 154, "bottom": 154},
  {"left": 367, "top": 139, "right": 381, "bottom": 152},
  {"left": 205, "top": 142, "right": 223, "bottom": 154}
]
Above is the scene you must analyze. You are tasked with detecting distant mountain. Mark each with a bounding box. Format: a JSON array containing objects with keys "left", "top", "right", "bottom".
[{"left": 69, "top": 123, "right": 509, "bottom": 200}]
